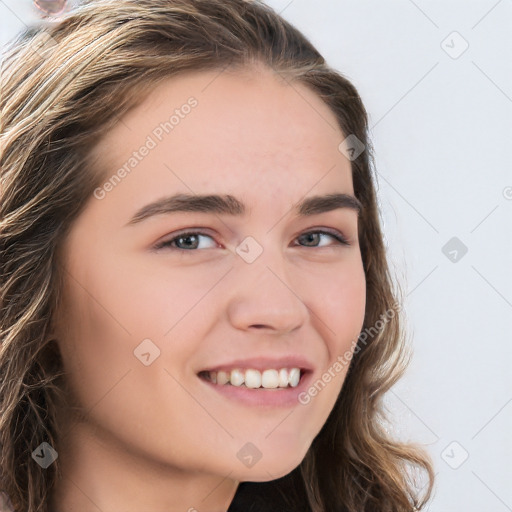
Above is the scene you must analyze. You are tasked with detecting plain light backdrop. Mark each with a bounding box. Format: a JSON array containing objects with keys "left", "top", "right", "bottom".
[{"left": 1, "top": 1, "right": 511, "bottom": 511}]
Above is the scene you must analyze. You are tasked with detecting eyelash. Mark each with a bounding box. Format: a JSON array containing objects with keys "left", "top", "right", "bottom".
[{"left": 154, "top": 228, "right": 351, "bottom": 251}]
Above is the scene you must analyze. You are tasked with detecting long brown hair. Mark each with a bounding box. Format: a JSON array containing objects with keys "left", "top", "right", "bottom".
[{"left": 0, "top": 1, "right": 435, "bottom": 510}]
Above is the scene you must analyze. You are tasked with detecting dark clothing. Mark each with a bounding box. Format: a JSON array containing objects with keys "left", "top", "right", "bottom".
[
  {"left": 228, "top": 472, "right": 310, "bottom": 512},
  {"left": 228, "top": 482, "right": 292, "bottom": 512}
]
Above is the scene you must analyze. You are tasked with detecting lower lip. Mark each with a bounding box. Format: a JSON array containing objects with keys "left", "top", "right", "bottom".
[{"left": 198, "top": 371, "right": 313, "bottom": 408}]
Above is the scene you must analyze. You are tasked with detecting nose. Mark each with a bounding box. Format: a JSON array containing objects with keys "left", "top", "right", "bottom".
[{"left": 225, "top": 250, "right": 308, "bottom": 335}]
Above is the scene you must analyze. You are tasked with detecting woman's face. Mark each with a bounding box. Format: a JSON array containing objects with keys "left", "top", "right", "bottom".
[{"left": 54, "top": 64, "right": 366, "bottom": 488}]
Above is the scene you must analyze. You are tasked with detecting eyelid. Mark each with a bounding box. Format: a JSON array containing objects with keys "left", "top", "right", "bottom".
[
  {"left": 153, "top": 225, "right": 352, "bottom": 251},
  {"left": 153, "top": 228, "right": 219, "bottom": 251}
]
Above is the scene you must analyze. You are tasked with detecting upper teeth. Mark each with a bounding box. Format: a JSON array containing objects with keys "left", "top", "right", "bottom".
[{"left": 204, "top": 368, "right": 301, "bottom": 389}]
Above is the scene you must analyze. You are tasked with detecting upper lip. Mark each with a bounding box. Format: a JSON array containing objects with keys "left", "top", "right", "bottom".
[{"left": 199, "top": 355, "right": 315, "bottom": 373}]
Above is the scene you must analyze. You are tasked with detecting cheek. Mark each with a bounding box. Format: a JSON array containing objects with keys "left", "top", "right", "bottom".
[
  {"left": 55, "top": 279, "right": 137, "bottom": 411},
  {"left": 57, "top": 229, "right": 223, "bottom": 384},
  {"left": 312, "top": 264, "right": 365, "bottom": 383},
  {"left": 55, "top": 256, "right": 215, "bottom": 415},
  {"left": 54, "top": 272, "right": 200, "bottom": 464},
  {"left": 311, "top": 259, "right": 366, "bottom": 348},
  {"left": 107, "top": 252, "right": 227, "bottom": 337},
  {"left": 293, "top": 259, "right": 366, "bottom": 411}
]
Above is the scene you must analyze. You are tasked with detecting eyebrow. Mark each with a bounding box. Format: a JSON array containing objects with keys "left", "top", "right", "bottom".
[{"left": 125, "top": 192, "right": 363, "bottom": 226}]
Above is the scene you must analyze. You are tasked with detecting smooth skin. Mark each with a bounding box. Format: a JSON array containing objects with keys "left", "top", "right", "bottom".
[{"left": 49, "top": 62, "right": 367, "bottom": 512}]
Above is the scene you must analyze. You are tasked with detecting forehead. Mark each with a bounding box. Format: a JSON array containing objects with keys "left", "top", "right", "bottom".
[{"left": 87, "top": 65, "right": 354, "bottom": 215}]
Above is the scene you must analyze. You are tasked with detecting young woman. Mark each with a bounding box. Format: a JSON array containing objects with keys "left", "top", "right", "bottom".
[{"left": 0, "top": 1, "right": 434, "bottom": 511}]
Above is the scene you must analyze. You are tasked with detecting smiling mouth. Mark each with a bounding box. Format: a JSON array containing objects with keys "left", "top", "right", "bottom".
[{"left": 198, "top": 367, "right": 306, "bottom": 389}]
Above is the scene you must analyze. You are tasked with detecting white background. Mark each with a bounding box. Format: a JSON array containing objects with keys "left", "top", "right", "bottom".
[{"left": 1, "top": 1, "right": 511, "bottom": 510}]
